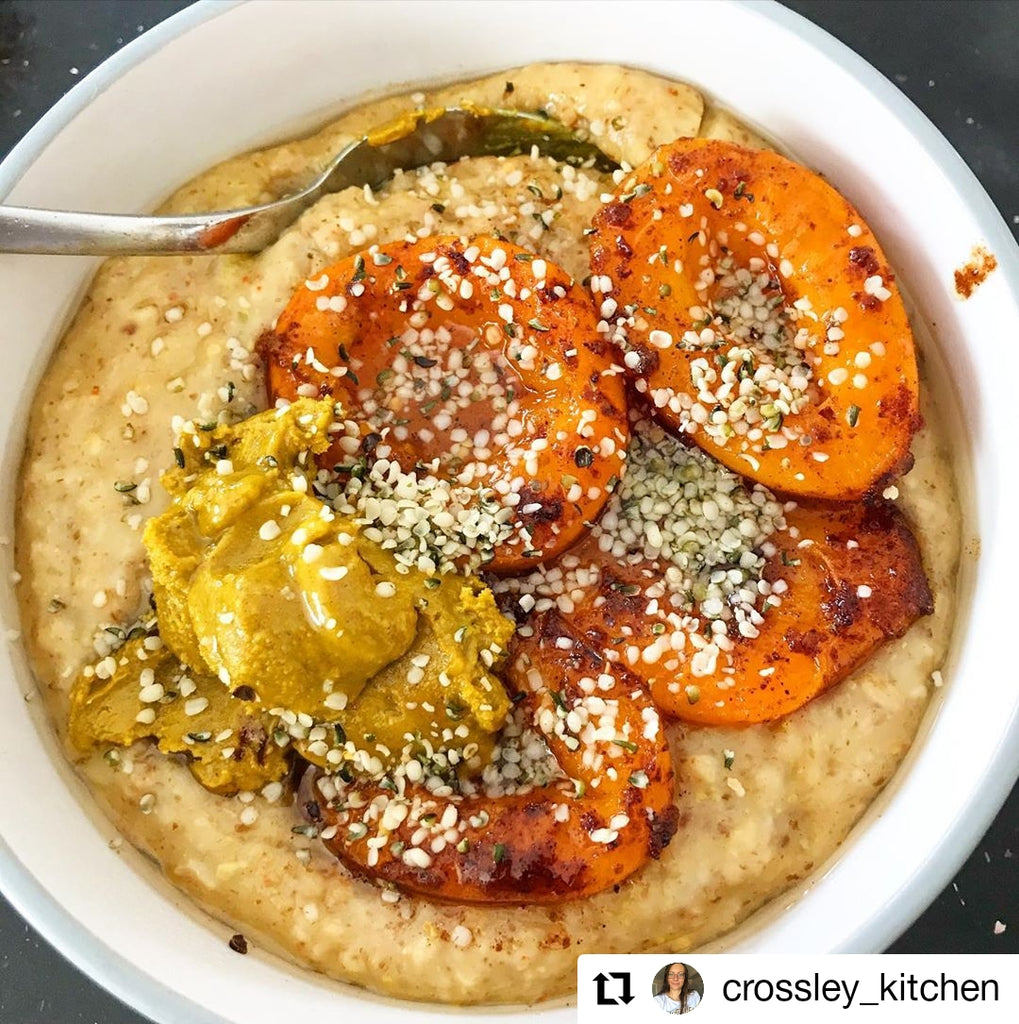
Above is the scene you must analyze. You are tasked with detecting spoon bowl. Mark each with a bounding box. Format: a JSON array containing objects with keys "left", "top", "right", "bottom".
[{"left": 0, "top": 106, "right": 616, "bottom": 256}]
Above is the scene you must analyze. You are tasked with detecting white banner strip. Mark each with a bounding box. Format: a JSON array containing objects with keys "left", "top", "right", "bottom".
[{"left": 578, "top": 955, "right": 1016, "bottom": 1022}]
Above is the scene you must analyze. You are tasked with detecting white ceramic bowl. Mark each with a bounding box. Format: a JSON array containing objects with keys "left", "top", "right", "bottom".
[{"left": 2, "top": 2, "right": 1018, "bottom": 1022}]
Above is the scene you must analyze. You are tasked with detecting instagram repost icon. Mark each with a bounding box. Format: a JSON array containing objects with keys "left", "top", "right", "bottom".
[{"left": 652, "top": 962, "right": 704, "bottom": 1014}]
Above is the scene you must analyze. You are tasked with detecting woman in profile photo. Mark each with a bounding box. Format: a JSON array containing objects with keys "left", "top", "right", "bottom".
[{"left": 653, "top": 962, "right": 701, "bottom": 1014}]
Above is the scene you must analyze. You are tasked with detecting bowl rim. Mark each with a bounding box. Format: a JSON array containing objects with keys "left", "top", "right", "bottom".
[{"left": 1, "top": 1, "right": 1018, "bottom": 1022}]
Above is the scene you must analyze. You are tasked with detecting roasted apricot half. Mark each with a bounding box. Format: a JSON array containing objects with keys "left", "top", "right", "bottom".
[
  {"left": 589, "top": 138, "right": 920, "bottom": 500},
  {"left": 262, "top": 236, "right": 628, "bottom": 572},
  {"left": 544, "top": 501, "right": 932, "bottom": 725},
  {"left": 312, "top": 611, "right": 677, "bottom": 903}
]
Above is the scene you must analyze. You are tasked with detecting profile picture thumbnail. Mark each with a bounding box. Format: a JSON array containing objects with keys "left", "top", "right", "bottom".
[{"left": 652, "top": 962, "right": 704, "bottom": 1014}]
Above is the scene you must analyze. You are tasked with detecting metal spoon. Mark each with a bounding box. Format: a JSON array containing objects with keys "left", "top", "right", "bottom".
[{"left": 0, "top": 107, "right": 617, "bottom": 257}]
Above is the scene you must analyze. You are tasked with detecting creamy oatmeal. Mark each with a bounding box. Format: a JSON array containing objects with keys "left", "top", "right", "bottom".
[{"left": 15, "top": 64, "right": 958, "bottom": 1004}]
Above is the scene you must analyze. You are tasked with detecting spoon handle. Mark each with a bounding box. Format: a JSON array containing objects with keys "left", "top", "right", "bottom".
[{"left": 0, "top": 202, "right": 288, "bottom": 256}]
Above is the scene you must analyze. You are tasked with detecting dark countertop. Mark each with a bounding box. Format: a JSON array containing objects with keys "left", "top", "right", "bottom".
[{"left": 1, "top": 2, "right": 1016, "bottom": 1021}]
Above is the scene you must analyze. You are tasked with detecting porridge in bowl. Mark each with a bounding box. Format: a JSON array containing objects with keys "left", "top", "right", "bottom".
[{"left": 14, "top": 63, "right": 958, "bottom": 1004}]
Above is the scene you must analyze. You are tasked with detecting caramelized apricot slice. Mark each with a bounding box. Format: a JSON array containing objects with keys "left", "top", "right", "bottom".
[
  {"left": 262, "top": 236, "right": 628, "bottom": 573},
  {"left": 552, "top": 502, "right": 932, "bottom": 725},
  {"left": 589, "top": 138, "right": 920, "bottom": 500},
  {"left": 312, "top": 612, "right": 677, "bottom": 903}
]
